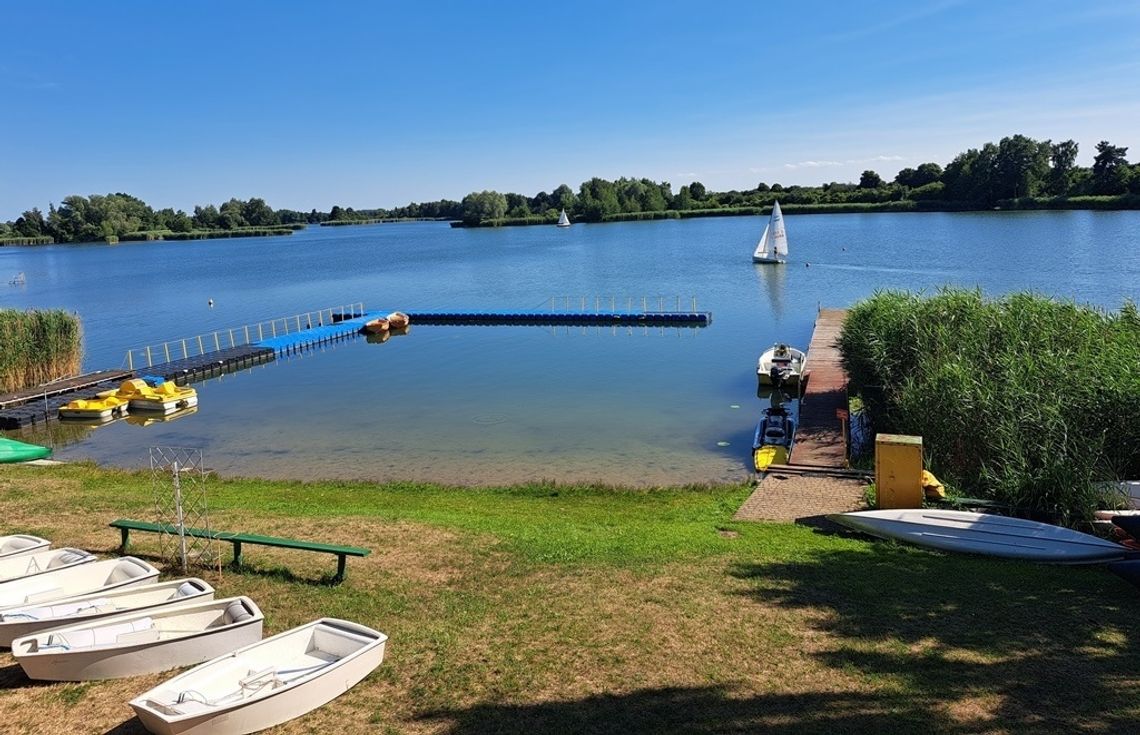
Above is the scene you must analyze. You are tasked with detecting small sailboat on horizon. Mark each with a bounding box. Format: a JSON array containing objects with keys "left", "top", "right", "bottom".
[
  {"left": 751, "top": 201, "right": 787, "bottom": 264},
  {"left": 556, "top": 209, "right": 571, "bottom": 227}
]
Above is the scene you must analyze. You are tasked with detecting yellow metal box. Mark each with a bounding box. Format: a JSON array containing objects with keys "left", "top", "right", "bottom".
[{"left": 875, "top": 434, "right": 924, "bottom": 509}]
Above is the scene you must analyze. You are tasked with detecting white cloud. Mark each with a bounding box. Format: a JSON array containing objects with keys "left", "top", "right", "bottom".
[{"left": 783, "top": 160, "right": 843, "bottom": 169}]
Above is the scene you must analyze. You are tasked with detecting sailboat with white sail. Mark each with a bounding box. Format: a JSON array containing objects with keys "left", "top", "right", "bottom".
[
  {"left": 751, "top": 201, "right": 787, "bottom": 264},
  {"left": 556, "top": 209, "right": 571, "bottom": 227}
]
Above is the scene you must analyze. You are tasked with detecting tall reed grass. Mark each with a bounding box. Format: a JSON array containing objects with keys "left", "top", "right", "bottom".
[
  {"left": 0, "top": 309, "right": 83, "bottom": 393},
  {"left": 839, "top": 289, "right": 1140, "bottom": 522}
]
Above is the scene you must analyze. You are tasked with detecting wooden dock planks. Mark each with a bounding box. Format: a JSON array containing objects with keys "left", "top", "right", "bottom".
[{"left": 790, "top": 308, "right": 849, "bottom": 468}]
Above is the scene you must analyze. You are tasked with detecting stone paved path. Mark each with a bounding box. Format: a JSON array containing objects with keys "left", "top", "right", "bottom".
[{"left": 734, "top": 471, "right": 867, "bottom": 523}]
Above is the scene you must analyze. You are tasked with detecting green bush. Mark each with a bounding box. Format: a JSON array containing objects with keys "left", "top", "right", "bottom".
[{"left": 839, "top": 289, "right": 1140, "bottom": 522}]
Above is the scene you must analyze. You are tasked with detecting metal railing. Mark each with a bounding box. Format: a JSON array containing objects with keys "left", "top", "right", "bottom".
[
  {"left": 548, "top": 296, "right": 701, "bottom": 313},
  {"left": 124, "top": 303, "right": 365, "bottom": 370}
]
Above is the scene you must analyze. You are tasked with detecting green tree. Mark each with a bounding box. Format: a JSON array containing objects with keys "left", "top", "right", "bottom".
[
  {"left": 859, "top": 170, "right": 884, "bottom": 189},
  {"left": 689, "top": 181, "right": 706, "bottom": 200},
  {"left": 218, "top": 199, "right": 248, "bottom": 229},
  {"left": 242, "top": 198, "right": 278, "bottom": 226},
  {"left": 674, "top": 185, "right": 694, "bottom": 210},
  {"left": 460, "top": 190, "right": 507, "bottom": 225},
  {"left": 992, "top": 134, "right": 1051, "bottom": 199},
  {"left": 193, "top": 204, "right": 220, "bottom": 229},
  {"left": 577, "top": 178, "right": 620, "bottom": 221},
  {"left": 13, "top": 207, "right": 46, "bottom": 237},
  {"left": 551, "top": 184, "right": 576, "bottom": 212},
  {"left": 1046, "top": 140, "right": 1079, "bottom": 195},
  {"left": 1091, "top": 140, "right": 1130, "bottom": 195}
]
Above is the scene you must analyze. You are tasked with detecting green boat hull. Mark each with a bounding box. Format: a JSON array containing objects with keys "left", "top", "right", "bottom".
[{"left": 0, "top": 436, "right": 51, "bottom": 463}]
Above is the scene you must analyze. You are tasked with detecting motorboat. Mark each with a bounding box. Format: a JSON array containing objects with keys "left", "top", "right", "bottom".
[
  {"left": 0, "top": 535, "right": 50, "bottom": 560},
  {"left": 757, "top": 343, "right": 806, "bottom": 387},
  {"left": 107, "top": 378, "right": 198, "bottom": 414},
  {"left": 59, "top": 393, "right": 130, "bottom": 421},
  {"left": 0, "top": 556, "right": 158, "bottom": 614},
  {"left": 0, "top": 571, "right": 195, "bottom": 646},
  {"left": 12, "top": 596, "right": 264, "bottom": 681},
  {"left": 129, "top": 618, "right": 387, "bottom": 735},
  {"left": 0, "top": 548, "right": 95, "bottom": 587},
  {"left": 753, "top": 405, "right": 795, "bottom": 472},
  {"left": 386, "top": 311, "right": 410, "bottom": 330}
]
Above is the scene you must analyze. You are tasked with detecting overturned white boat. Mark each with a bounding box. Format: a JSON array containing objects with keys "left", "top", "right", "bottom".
[
  {"left": 12, "top": 596, "right": 263, "bottom": 681},
  {"left": 0, "top": 575, "right": 206, "bottom": 647},
  {"left": 829, "top": 509, "right": 1130, "bottom": 564},
  {"left": 0, "top": 548, "right": 95, "bottom": 588},
  {"left": 0, "top": 535, "right": 50, "bottom": 560},
  {"left": 130, "top": 618, "right": 387, "bottom": 735}
]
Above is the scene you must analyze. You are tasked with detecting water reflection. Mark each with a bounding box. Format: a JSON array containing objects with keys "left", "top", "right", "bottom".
[
  {"left": 753, "top": 263, "right": 787, "bottom": 320},
  {"left": 125, "top": 406, "right": 199, "bottom": 427}
]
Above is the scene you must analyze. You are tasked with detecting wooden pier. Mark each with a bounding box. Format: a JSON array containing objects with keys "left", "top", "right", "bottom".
[
  {"left": 735, "top": 308, "right": 862, "bottom": 523},
  {"left": 789, "top": 308, "right": 850, "bottom": 468}
]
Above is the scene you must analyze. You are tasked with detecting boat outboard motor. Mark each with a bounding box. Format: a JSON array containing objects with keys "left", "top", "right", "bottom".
[{"left": 769, "top": 365, "right": 786, "bottom": 388}]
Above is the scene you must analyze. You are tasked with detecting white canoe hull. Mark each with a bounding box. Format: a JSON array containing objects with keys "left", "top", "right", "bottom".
[
  {"left": 829, "top": 509, "right": 1129, "bottom": 564},
  {"left": 0, "top": 576, "right": 207, "bottom": 647},
  {"left": 0, "top": 535, "right": 50, "bottom": 560},
  {"left": 131, "top": 618, "right": 387, "bottom": 735},
  {"left": 0, "top": 548, "right": 96, "bottom": 588},
  {"left": 12, "top": 596, "right": 263, "bottom": 681}
]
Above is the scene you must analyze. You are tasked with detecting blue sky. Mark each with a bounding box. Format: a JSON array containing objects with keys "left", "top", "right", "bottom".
[{"left": 2, "top": 0, "right": 1138, "bottom": 218}]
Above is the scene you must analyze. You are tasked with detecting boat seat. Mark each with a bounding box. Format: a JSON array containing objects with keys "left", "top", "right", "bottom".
[
  {"left": 47, "top": 550, "right": 91, "bottom": 569},
  {"left": 175, "top": 581, "right": 202, "bottom": 597},
  {"left": 107, "top": 559, "right": 149, "bottom": 582},
  {"left": 225, "top": 600, "right": 255, "bottom": 624}
]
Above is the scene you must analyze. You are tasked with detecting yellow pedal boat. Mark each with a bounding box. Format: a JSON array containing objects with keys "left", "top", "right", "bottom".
[
  {"left": 103, "top": 378, "right": 198, "bottom": 415},
  {"left": 59, "top": 394, "right": 130, "bottom": 421}
]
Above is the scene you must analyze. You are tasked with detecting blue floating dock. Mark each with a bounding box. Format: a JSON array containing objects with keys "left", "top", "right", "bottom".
[
  {"left": 405, "top": 311, "right": 711, "bottom": 326},
  {"left": 256, "top": 312, "right": 383, "bottom": 355}
]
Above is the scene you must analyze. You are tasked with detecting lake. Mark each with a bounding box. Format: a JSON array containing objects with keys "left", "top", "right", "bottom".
[{"left": 2, "top": 211, "right": 1138, "bottom": 485}]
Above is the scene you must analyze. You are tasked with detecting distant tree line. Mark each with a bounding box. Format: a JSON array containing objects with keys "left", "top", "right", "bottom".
[
  {"left": 445, "top": 134, "right": 1138, "bottom": 225},
  {"left": 0, "top": 194, "right": 318, "bottom": 244},
  {"left": 3, "top": 133, "right": 1137, "bottom": 243}
]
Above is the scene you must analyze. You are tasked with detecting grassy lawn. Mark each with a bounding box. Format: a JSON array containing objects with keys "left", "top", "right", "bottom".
[{"left": 0, "top": 462, "right": 1137, "bottom": 734}]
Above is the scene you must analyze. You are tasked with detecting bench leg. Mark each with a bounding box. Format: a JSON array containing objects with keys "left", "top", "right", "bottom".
[
  {"left": 119, "top": 528, "right": 130, "bottom": 555},
  {"left": 231, "top": 540, "right": 243, "bottom": 570},
  {"left": 335, "top": 554, "right": 347, "bottom": 584}
]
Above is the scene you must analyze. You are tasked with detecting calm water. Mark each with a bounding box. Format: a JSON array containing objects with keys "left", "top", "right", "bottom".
[{"left": 2, "top": 211, "right": 1138, "bottom": 485}]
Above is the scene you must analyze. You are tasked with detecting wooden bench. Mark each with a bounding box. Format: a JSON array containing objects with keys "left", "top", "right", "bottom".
[{"left": 110, "top": 519, "right": 370, "bottom": 583}]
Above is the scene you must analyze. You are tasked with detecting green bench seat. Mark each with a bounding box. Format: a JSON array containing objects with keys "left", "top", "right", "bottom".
[{"left": 110, "top": 518, "right": 370, "bottom": 583}]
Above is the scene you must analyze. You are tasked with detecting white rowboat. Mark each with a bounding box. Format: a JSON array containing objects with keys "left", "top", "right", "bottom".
[
  {"left": 0, "top": 556, "right": 158, "bottom": 621},
  {"left": 0, "top": 576, "right": 207, "bottom": 647},
  {"left": 0, "top": 547, "right": 95, "bottom": 587},
  {"left": 0, "top": 535, "right": 50, "bottom": 560},
  {"left": 828, "top": 509, "right": 1130, "bottom": 564},
  {"left": 130, "top": 618, "right": 387, "bottom": 735},
  {"left": 12, "top": 596, "right": 263, "bottom": 681}
]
